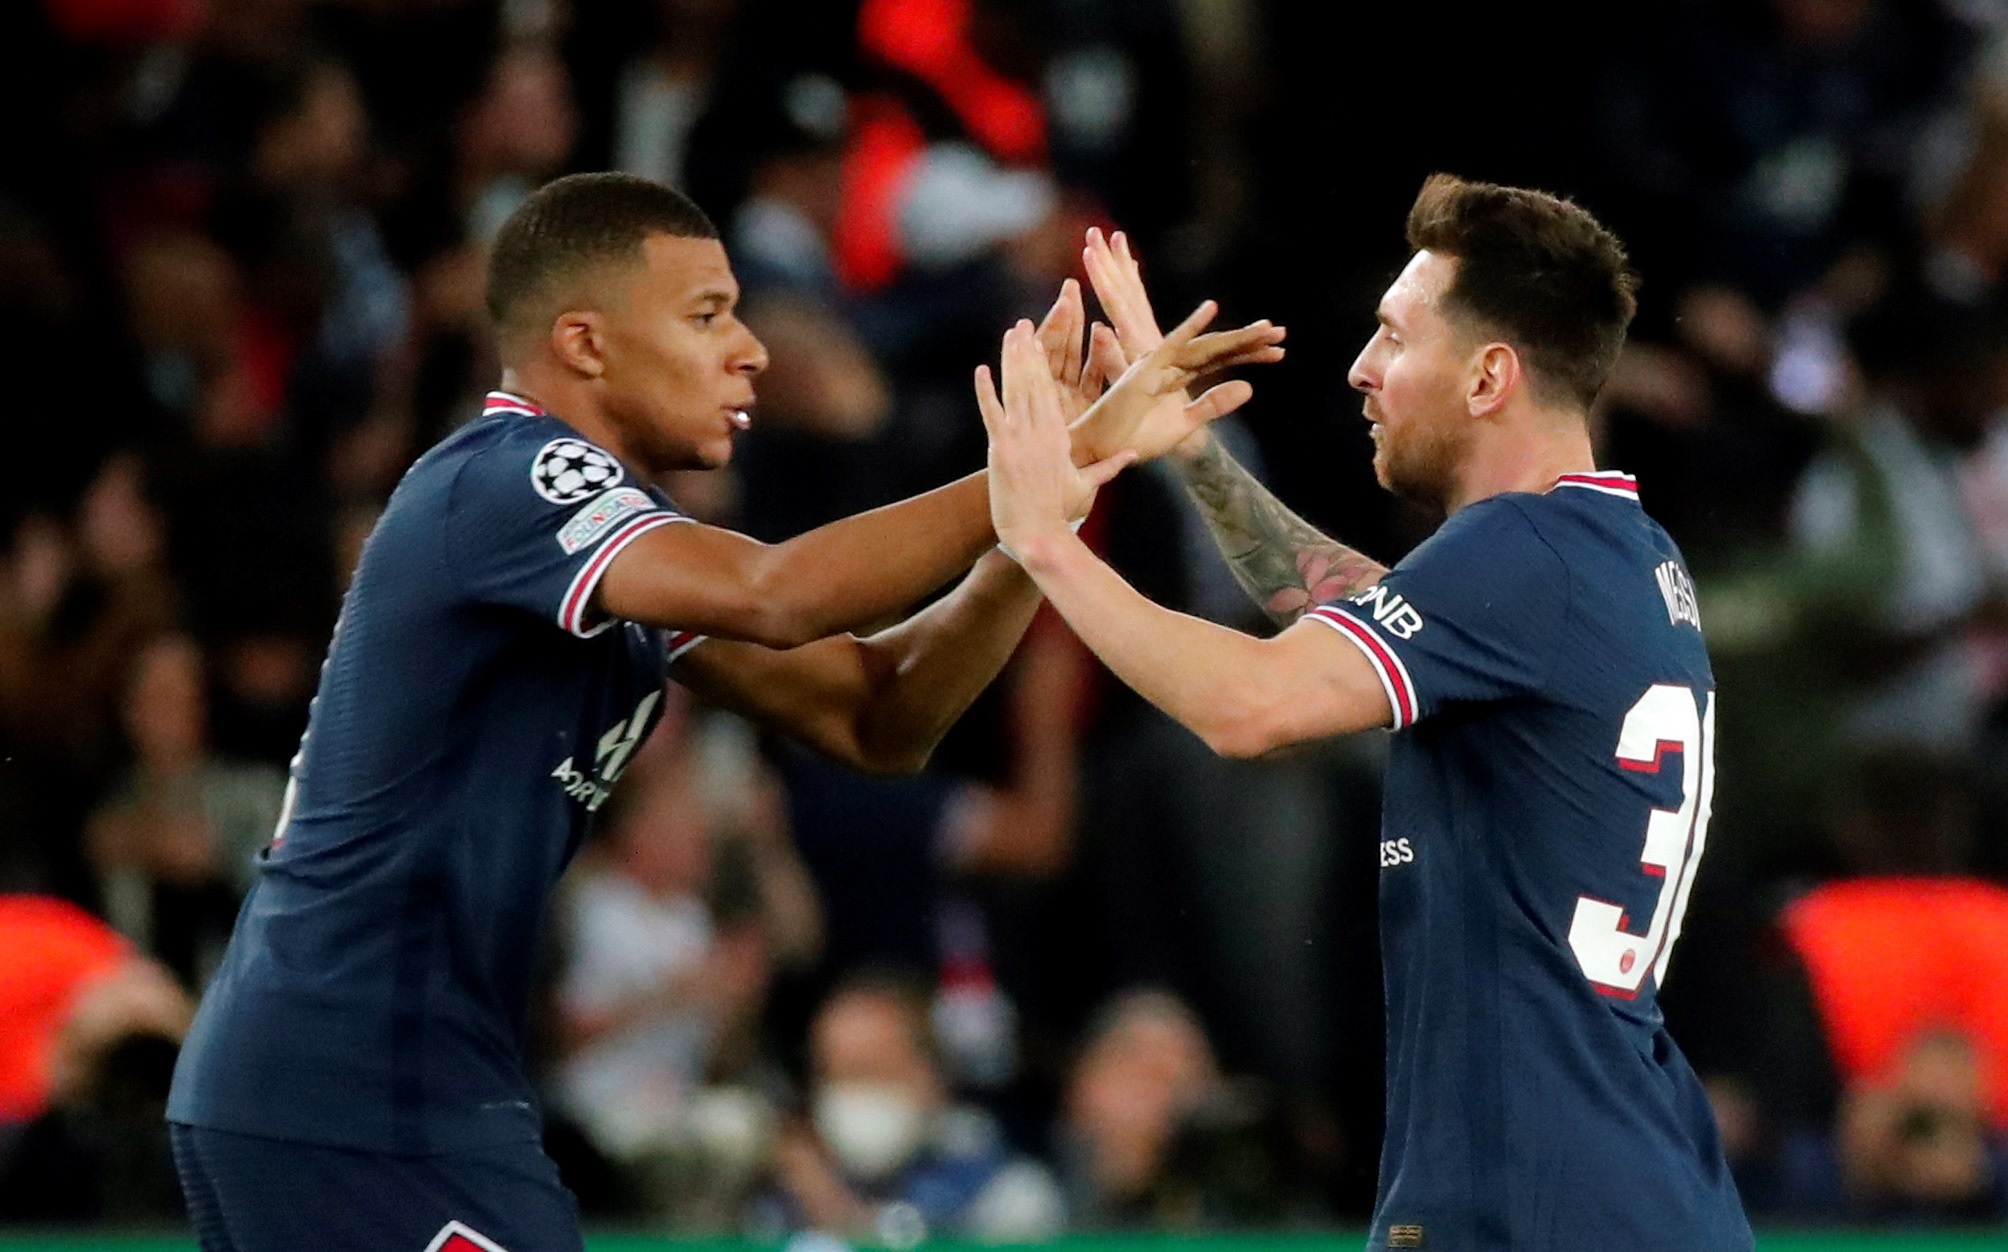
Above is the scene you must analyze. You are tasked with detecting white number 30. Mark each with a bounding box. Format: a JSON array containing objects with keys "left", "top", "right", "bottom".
[{"left": 1568, "top": 683, "right": 1716, "bottom": 999}]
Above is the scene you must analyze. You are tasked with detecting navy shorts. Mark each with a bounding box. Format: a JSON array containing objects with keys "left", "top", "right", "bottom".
[{"left": 170, "top": 1122, "right": 584, "bottom": 1252}]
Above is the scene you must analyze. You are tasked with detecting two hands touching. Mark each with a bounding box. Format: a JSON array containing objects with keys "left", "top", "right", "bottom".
[{"left": 980, "top": 230, "right": 1285, "bottom": 565}]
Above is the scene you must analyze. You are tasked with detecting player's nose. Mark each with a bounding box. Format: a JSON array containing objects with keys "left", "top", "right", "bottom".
[
  {"left": 1348, "top": 346, "right": 1377, "bottom": 395},
  {"left": 734, "top": 326, "right": 770, "bottom": 377}
]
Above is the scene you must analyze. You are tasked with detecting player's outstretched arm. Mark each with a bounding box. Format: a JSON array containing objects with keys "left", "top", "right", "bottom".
[
  {"left": 662, "top": 321, "right": 1130, "bottom": 774},
  {"left": 595, "top": 471, "right": 1005, "bottom": 650},
  {"left": 1083, "top": 227, "right": 1385, "bottom": 624},
  {"left": 985, "top": 314, "right": 1392, "bottom": 756},
  {"left": 593, "top": 294, "right": 1267, "bottom": 649}
]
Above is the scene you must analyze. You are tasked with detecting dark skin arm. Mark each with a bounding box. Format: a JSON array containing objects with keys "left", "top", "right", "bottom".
[
  {"left": 657, "top": 285, "right": 1127, "bottom": 774},
  {"left": 597, "top": 472, "right": 998, "bottom": 651},
  {"left": 674, "top": 547, "right": 1041, "bottom": 774}
]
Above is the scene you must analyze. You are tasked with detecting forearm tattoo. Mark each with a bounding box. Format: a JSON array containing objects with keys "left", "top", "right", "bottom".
[{"left": 1171, "top": 436, "right": 1388, "bottom": 626}]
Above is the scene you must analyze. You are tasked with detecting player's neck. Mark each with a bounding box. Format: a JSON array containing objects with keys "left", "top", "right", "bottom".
[
  {"left": 1448, "top": 417, "right": 1597, "bottom": 513},
  {"left": 495, "top": 366, "right": 642, "bottom": 468}
]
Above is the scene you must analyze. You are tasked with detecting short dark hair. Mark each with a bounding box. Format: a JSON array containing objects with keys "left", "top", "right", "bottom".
[
  {"left": 1404, "top": 174, "right": 1639, "bottom": 410},
  {"left": 485, "top": 172, "right": 719, "bottom": 336}
]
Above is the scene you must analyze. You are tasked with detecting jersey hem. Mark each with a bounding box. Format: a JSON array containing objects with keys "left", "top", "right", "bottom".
[{"left": 165, "top": 1110, "right": 544, "bottom": 1158}]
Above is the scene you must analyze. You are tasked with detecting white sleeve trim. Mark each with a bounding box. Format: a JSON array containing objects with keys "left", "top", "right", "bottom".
[
  {"left": 557, "top": 512, "right": 692, "bottom": 638},
  {"left": 1303, "top": 605, "right": 1418, "bottom": 729}
]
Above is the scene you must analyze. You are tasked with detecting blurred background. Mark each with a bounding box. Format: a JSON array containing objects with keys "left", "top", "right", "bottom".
[{"left": 4, "top": 0, "right": 2008, "bottom": 1244}]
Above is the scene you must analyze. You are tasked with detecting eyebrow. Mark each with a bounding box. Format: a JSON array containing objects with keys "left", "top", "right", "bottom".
[{"left": 694, "top": 289, "right": 735, "bottom": 309}]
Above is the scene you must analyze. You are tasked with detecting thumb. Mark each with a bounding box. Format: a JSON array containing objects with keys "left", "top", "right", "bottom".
[{"left": 1079, "top": 448, "right": 1139, "bottom": 492}]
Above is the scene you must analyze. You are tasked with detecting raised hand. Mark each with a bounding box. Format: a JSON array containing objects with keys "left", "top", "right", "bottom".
[
  {"left": 1069, "top": 298, "right": 1286, "bottom": 466},
  {"left": 1074, "top": 228, "right": 1286, "bottom": 462},
  {"left": 980, "top": 322, "right": 1136, "bottom": 558}
]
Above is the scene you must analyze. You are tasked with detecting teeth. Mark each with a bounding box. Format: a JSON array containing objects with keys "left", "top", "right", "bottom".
[{"left": 729, "top": 409, "right": 751, "bottom": 429}]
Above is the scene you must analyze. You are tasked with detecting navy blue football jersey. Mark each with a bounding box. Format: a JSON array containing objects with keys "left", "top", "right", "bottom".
[
  {"left": 1306, "top": 471, "right": 1751, "bottom": 1252},
  {"left": 168, "top": 392, "right": 704, "bottom": 1154}
]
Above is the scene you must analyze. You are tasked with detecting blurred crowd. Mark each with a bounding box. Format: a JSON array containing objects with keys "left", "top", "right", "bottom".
[{"left": 5, "top": 0, "right": 2008, "bottom": 1238}]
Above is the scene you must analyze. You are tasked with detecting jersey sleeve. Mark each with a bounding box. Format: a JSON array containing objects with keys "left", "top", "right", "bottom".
[
  {"left": 446, "top": 430, "right": 694, "bottom": 638},
  {"left": 1304, "top": 497, "right": 1570, "bottom": 729}
]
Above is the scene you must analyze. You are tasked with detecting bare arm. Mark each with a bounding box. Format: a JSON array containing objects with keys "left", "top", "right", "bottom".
[
  {"left": 1167, "top": 432, "right": 1388, "bottom": 625},
  {"left": 1012, "top": 529, "right": 1390, "bottom": 756},
  {"left": 596, "top": 472, "right": 999, "bottom": 650},
  {"left": 672, "top": 547, "right": 1043, "bottom": 773}
]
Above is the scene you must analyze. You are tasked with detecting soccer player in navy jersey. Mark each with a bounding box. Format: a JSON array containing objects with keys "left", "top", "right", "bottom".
[
  {"left": 984, "top": 179, "right": 1754, "bottom": 1250},
  {"left": 163, "top": 172, "right": 1283, "bottom": 1252}
]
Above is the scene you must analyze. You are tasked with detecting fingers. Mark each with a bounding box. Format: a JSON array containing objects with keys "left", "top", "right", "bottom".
[
  {"left": 1083, "top": 226, "right": 1164, "bottom": 351},
  {"left": 1011, "top": 323, "right": 1067, "bottom": 425},
  {"left": 1000, "top": 320, "right": 1066, "bottom": 434},
  {"left": 1034, "top": 279, "right": 1084, "bottom": 387},
  {"left": 1061, "top": 281, "right": 1085, "bottom": 388},
  {"left": 1183, "top": 379, "right": 1255, "bottom": 428},
  {"left": 1157, "top": 300, "right": 1221, "bottom": 353},
  {"left": 1077, "top": 448, "right": 1138, "bottom": 492},
  {"left": 973, "top": 363, "right": 1005, "bottom": 437},
  {"left": 1086, "top": 322, "right": 1124, "bottom": 396},
  {"left": 1180, "top": 322, "right": 1288, "bottom": 371},
  {"left": 999, "top": 319, "right": 1036, "bottom": 415}
]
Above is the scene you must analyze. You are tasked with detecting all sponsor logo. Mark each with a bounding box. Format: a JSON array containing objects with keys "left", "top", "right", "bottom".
[
  {"left": 551, "top": 690, "right": 661, "bottom": 812},
  {"left": 530, "top": 438, "right": 623, "bottom": 504},
  {"left": 556, "top": 487, "right": 653, "bottom": 554}
]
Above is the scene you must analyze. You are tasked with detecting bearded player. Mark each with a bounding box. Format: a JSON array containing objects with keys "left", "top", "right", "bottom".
[
  {"left": 986, "top": 180, "right": 1752, "bottom": 1250},
  {"left": 164, "top": 172, "right": 1283, "bottom": 1252}
]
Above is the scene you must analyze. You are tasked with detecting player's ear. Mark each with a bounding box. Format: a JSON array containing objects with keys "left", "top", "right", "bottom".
[
  {"left": 550, "top": 310, "right": 608, "bottom": 379},
  {"left": 1467, "top": 341, "right": 1518, "bottom": 418}
]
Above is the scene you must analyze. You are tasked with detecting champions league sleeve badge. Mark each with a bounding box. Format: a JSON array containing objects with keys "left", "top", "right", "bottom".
[{"left": 530, "top": 438, "right": 624, "bottom": 505}]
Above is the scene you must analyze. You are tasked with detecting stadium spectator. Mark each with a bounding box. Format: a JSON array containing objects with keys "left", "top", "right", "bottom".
[
  {"left": 568, "top": 0, "right": 748, "bottom": 192},
  {"left": 87, "top": 633, "right": 286, "bottom": 988},
  {"left": 550, "top": 692, "right": 819, "bottom": 1222},
  {"left": 1696, "top": 288, "right": 2008, "bottom": 862},
  {"left": 1591, "top": 0, "right": 1970, "bottom": 309},
  {"left": 0, "top": 895, "right": 189, "bottom": 1128},
  {"left": 0, "top": 456, "right": 182, "bottom": 904},
  {"left": 0, "top": 905, "right": 191, "bottom": 1223},
  {"left": 1816, "top": 1030, "right": 2008, "bottom": 1222},
  {"left": 759, "top": 972, "right": 1064, "bottom": 1243},
  {"left": 1056, "top": 988, "right": 1298, "bottom": 1229},
  {"left": 17, "top": 0, "right": 2008, "bottom": 1240}
]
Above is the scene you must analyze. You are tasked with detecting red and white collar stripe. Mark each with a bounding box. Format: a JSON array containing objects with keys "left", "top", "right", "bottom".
[
  {"left": 1550, "top": 470, "right": 1639, "bottom": 501},
  {"left": 483, "top": 390, "right": 548, "bottom": 418}
]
